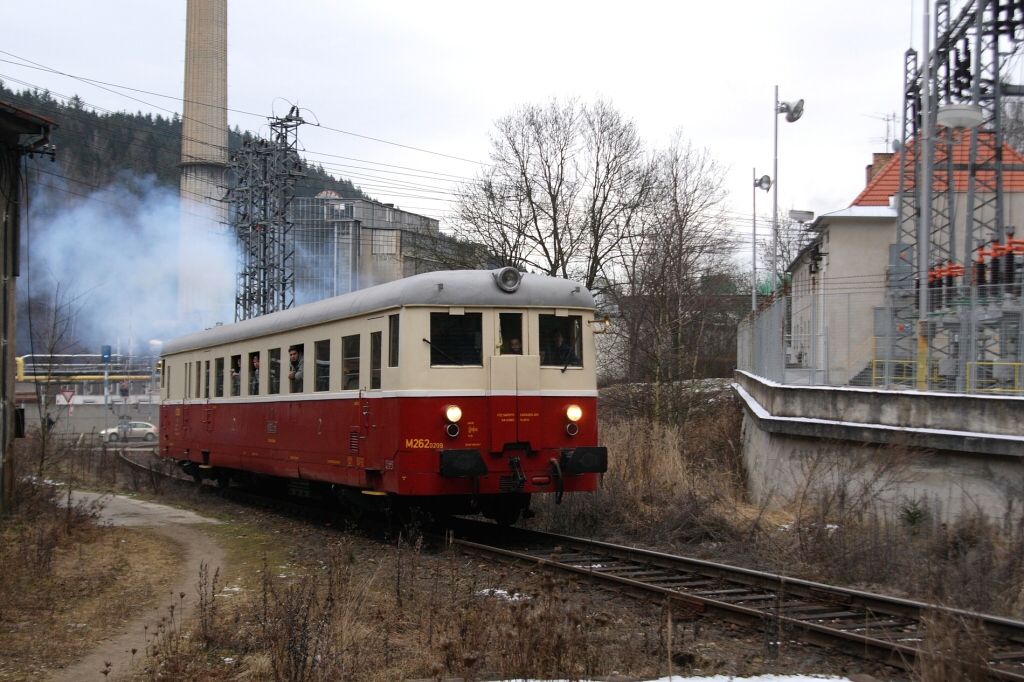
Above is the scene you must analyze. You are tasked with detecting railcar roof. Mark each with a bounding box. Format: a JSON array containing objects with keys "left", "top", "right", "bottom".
[{"left": 163, "top": 269, "right": 594, "bottom": 355}]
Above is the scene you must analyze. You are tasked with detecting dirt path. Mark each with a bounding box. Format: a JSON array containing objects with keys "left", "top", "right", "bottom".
[{"left": 47, "top": 493, "right": 225, "bottom": 682}]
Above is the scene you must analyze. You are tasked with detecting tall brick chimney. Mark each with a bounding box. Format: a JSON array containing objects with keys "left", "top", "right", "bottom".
[
  {"left": 178, "top": 0, "right": 229, "bottom": 323},
  {"left": 865, "top": 152, "right": 894, "bottom": 186}
]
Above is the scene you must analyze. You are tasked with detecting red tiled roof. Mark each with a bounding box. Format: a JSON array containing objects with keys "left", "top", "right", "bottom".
[{"left": 851, "top": 131, "right": 1024, "bottom": 206}]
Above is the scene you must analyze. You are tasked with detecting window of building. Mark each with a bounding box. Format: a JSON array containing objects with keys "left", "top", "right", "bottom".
[
  {"left": 342, "top": 335, "right": 360, "bottom": 390},
  {"left": 499, "top": 312, "right": 523, "bottom": 355},
  {"left": 429, "top": 312, "right": 482, "bottom": 366},
  {"left": 248, "top": 351, "right": 261, "bottom": 395},
  {"left": 539, "top": 315, "right": 583, "bottom": 367},
  {"left": 214, "top": 358, "right": 224, "bottom": 397},
  {"left": 268, "top": 348, "right": 281, "bottom": 395},
  {"left": 230, "top": 354, "right": 241, "bottom": 396},
  {"left": 388, "top": 313, "right": 400, "bottom": 367},
  {"left": 372, "top": 231, "right": 398, "bottom": 255},
  {"left": 288, "top": 345, "right": 304, "bottom": 393},
  {"left": 370, "top": 331, "right": 382, "bottom": 389},
  {"left": 203, "top": 360, "right": 210, "bottom": 399},
  {"left": 314, "top": 340, "right": 330, "bottom": 391}
]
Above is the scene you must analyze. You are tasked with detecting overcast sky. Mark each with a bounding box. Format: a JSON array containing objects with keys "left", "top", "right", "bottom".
[{"left": 2, "top": 0, "right": 934, "bottom": 248}]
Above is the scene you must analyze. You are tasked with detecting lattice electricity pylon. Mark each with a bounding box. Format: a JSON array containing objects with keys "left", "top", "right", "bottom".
[
  {"left": 887, "top": 0, "right": 1024, "bottom": 392},
  {"left": 229, "top": 106, "right": 305, "bottom": 321}
]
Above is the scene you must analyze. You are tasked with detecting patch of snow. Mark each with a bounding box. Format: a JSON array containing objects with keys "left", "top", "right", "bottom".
[
  {"left": 476, "top": 588, "right": 528, "bottom": 602},
  {"left": 487, "top": 671, "right": 847, "bottom": 675}
]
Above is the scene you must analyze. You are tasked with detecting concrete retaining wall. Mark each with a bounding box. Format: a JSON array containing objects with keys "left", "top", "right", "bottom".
[{"left": 735, "top": 371, "right": 1024, "bottom": 520}]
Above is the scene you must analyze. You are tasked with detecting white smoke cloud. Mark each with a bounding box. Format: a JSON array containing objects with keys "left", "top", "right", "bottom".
[{"left": 21, "top": 171, "right": 236, "bottom": 358}]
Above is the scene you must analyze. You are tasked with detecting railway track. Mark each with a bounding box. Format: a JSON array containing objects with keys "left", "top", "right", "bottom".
[
  {"left": 447, "top": 520, "right": 1024, "bottom": 680},
  {"left": 112, "top": 450, "right": 1024, "bottom": 679}
]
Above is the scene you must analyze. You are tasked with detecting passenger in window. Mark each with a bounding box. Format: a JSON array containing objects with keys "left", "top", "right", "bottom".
[
  {"left": 288, "top": 346, "right": 304, "bottom": 392},
  {"left": 504, "top": 338, "right": 522, "bottom": 355},
  {"left": 250, "top": 355, "right": 260, "bottom": 394},
  {"left": 230, "top": 358, "right": 241, "bottom": 395}
]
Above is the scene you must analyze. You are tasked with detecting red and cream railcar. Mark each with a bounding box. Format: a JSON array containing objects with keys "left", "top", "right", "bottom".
[{"left": 158, "top": 268, "right": 607, "bottom": 523}]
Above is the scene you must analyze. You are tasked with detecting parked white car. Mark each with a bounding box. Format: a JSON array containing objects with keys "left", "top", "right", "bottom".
[{"left": 99, "top": 421, "right": 158, "bottom": 443}]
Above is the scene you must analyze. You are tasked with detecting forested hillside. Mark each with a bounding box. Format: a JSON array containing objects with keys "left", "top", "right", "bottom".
[{"left": 0, "top": 81, "right": 367, "bottom": 198}]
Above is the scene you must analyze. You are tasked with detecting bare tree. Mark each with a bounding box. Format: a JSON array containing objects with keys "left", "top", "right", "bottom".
[
  {"left": 602, "top": 136, "right": 741, "bottom": 416},
  {"left": 758, "top": 211, "right": 815, "bottom": 291},
  {"left": 451, "top": 98, "right": 653, "bottom": 288},
  {"left": 24, "top": 283, "right": 82, "bottom": 475}
]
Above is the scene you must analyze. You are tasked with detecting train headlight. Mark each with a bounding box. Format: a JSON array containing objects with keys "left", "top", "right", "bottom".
[
  {"left": 566, "top": 404, "right": 583, "bottom": 422},
  {"left": 445, "top": 404, "right": 463, "bottom": 423},
  {"left": 493, "top": 266, "right": 522, "bottom": 293}
]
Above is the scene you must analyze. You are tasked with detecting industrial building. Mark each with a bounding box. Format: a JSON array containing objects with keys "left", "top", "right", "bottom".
[
  {"left": 291, "top": 192, "right": 447, "bottom": 305},
  {"left": 0, "top": 99, "right": 55, "bottom": 509}
]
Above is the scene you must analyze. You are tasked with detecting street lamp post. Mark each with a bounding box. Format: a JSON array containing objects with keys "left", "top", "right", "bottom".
[
  {"left": 772, "top": 86, "right": 805, "bottom": 292},
  {"left": 752, "top": 170, "right": 772, "bottom": 311}
]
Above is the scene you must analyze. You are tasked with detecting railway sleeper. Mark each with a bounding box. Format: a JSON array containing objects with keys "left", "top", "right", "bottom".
[
  {"left": 799, "top": 610, "right": 866, "bottom": 621},
  {"left": 715, "top": 592, "right": 779, "bottom": 604},
  {"left": 989, "top": 651, "right": 1024, "bottom": 661},
  {"left": 597, "top": 568, "right": 680, "bottom": 580},
  {"left": 829, "top": 619, "right": 918, "bottom": 631},
  {"left": 691, "top": 587, "right": 757, "bottom": 597},
  {"left": 651, "top": 579, "right": 719, "bottom": 589}
]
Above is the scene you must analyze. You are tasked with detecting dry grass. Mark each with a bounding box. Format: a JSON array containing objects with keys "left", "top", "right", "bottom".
[
  {"left": 535, "top": 392, "right": 1024, "bottom": 622},
  {"left": 12, "top": 389, "right": 1024, "bottom": 679},
  {"left": 0, "top": 447, "right": 180, "bottom": 680},
  {"left": 913, "top": 611, "right": 992, "bottom": 681},
  {"left": 532, "top": 401, "right": 747, "bottom": 544},
  {"left": 137, "top": 536, "right": 669, "bottom": 681}
]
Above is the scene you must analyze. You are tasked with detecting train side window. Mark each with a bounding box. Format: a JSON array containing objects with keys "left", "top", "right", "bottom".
[
  {"left": 203, "top": 360, "right": 210, "bottom": 399},
  {"left": 195, "top": 362, "right": 202, "bottom": 398},
  {"left": 230, "top": 354, "right": 241, "bottom": 396},
  {"left": 166, "top": 365, "right": 171, "bottom": 397},
  {"left": 499, "top": 312, "right": 523, "bottom": 355},
  {"left": 186, "top": 362, "right": 191, "bottom": 398},
  {"left": 429, "top": 312, "right": 482, "bottom": 366},
  {"left": 342, "top": 335, "right": 359, "bottom": 390},
  {"left": 388, "top": 313, "right": 399, "bottom": 367},
  {"left": 248, "top": 351, "right": 261, "bottom": 395},
  {"left": 370, "top": 331, "right": 382, "bottom": 389},
  {"left": 268, "top": 348, "right": 281, "bottom": 395},
  {"left": 539, "top": 314, "right": 583, "bottom": 367},
  {"left": 314, "top": 340, "right": 330, "bottom": 392},
  {"left": 214, "top": 358, "right": 224, "bottom": 397},
  {"left": 288, "top": 345, "right": 304, "bottom": 393}
]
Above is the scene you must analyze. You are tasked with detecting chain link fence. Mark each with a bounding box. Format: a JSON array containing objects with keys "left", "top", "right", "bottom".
[{"left": 738, "top": 290, "right": 1024, "bottom": 395}]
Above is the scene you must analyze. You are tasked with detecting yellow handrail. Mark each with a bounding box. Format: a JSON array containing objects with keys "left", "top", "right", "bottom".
[{"left": 967, "top": 362, "right": 1023, "bottom": 394}]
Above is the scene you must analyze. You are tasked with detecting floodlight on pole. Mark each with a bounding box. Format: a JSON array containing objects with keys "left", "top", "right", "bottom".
[
  {"left": 772, "top": 86, "right": 805, "bottom": 293},
  {"left": 752, "top": 171, "right": 772, "bottom": 311}
]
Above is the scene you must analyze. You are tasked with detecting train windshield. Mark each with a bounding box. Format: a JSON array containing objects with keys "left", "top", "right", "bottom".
[
  {"left": 429, "top": 312, "right": 482, "bottom": 366},
  {"left": 539, "top": 315, "right": 583, "bottom": 367}
]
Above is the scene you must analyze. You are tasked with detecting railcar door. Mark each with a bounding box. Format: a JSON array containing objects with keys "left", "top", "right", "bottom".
[{"left": 488, "top": 311, "right": 540, "bottom": 451}]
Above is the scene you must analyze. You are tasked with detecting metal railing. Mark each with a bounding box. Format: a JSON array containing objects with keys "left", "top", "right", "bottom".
[{"left": 967, "top": 361, "right": 1024, "bottom": 394}]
